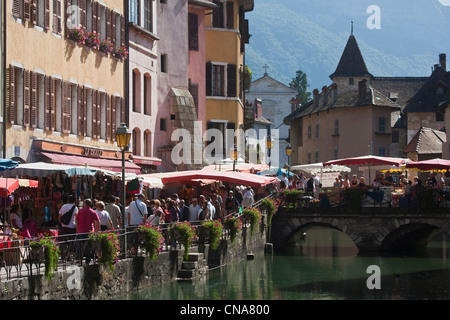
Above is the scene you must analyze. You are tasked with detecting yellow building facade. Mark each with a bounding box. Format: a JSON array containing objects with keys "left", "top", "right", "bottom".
[
  {"left": 5, "top": 0, "right": 128, "bottom": 169},
  {"left": 204, "top": 0, "right": 252, "bottom": 158}
]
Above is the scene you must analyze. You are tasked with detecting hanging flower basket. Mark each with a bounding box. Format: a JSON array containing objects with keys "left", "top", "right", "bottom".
[
  {"left": 171, "top": 222, "right": 197, "bottom": 261},
  {"left": 201, "top": 220, "right": 223, "bottom": 250},
  {"left": 222, "top": 216, "right": 243, "bottom": 243},
  {"left": 89, "top": 231, "right": 120, "bottom": 272},
  {"left": 29, "top": 236, "right": 60, "bottom": 281},
  {"left": 242, "top": 207, "right": 262, "bottom": 236},
  {"left": 135, "top": 224, "right": 165, "bottom": 262}
]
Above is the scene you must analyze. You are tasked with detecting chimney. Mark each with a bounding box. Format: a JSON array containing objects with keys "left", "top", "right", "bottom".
[
  {"left": 313, "top": 89, "right": 319, "bottom": 107},
  {"left": 254, "top": 98, "right": 262, "bottom": 118},
  {"left": 331, "top": 83, "right": 338, "bottom": 102},
  {"left": 440, "top": 53, "right": 446, "bottom": 71},
  {"left": 322, "top": 86, "right": 329, "bottom": 106},
  {"left": 358, "top": 79, "right": 367, "bottom": 98}
]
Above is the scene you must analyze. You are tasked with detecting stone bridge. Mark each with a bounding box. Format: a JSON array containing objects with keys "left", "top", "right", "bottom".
[{"left": 270, "top": 208, "right": 450, "bottom": 253}]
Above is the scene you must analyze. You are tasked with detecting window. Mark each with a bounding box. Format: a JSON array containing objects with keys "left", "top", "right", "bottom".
[
  {"left": 188, "top": 13, "right": 198, "bottom": 51},
  {"left": 70, "top": 83, "right": 77, "bottom": 134},
  {"left": 334, "top": 147, "right": 338, "bottom": 160},
  {"left": 349, "top": 78, "right": 354, "bottom": 85},
  {"left": 334, "top": 120, "right": 339, "bottom": 135},
  {"left": 160, "top": 118, "right": 167, "bottom": 131},
  {"left": 212, "top": 1, "right": 233, "bottom": 29},
  {"left": 307, "top": 125, "right": 311, "bottom": 140},
  {"left": 315, "top": 123, "right": 319, "bottom": 138},
  {"left": 100, "top": 92, "right": 106, "bottom": 139},
  {"left": 206, "top": 62, "right": 236, "bottom": 97},
  {"left": 212, "top": 65, "right": 224, "bottom": 96},
  {"left": 315, "top": 150, "right": 319, "bottom": 163},
  {"left": 144, "top": 73, "right": 151, "bottom": 115},
  {"left": 378, "top": 117, "right": 386, "bottom": 132},
  {"left": 392, "top": 130, "right": 399, "bottom": 143},
  {"left": 378, "top": 147, "right": 386, "bottom": 157},
  {"left": 307, "top": 152, "right": 311, "bottom": 164},
  {"left": 143, "top": 0, "right": 152, "bottom": 32},
  {"left": 129, "top": 0, "right": 140, "bottom": 24},
  {"left": 161, "top": 54, "right": 167, "bottom": 73},
  {"left": 132, "top": 128, "right": 141, "bottom": 155},
  {"left": 144, "top": 130, "right": 151, "bottom": 157},
  {"left": 132, "top": 69, "right": 141, "bottom": 113}
]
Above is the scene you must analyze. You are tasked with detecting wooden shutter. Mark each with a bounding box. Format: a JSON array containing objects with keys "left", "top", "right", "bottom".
[
  {"left": 52, "top": 0, "right": 62, "bottom": 34},
  {"left": 78, "top": 0, "right": 86, "bottom": 29},
  {"left": 111, "top": 11, "right": 117, "bottom": 46},
  {"left": 106, "top": 93, "right": 111, "bottom": 141},
  {"left": 7, "top": 66, "right": 16, "bottom": 125},
  {"left": 92, "top": 1, "right": 98, "bottom": 33},
  {"left": 206, "top": 62, "right": 212, "bottom": 96},
  {"left": 62, "top": 81, "right": 71, "bottom": 133},
  {"left": 24, "top": 0, "right": 31, "bottom": 21},
  {"left": 226, "top": 1, "right": 234, "bottom": 29},
  {"left": 96, "top": 92, "right": 101, "bottom": 138},
  {"left": 212, "top": 1, "right": 223, "bottom": 28},
  {"left": 13, "top": 0, "right": 21, "bottom": 18},
  {"left": 31, "top": 0, "right": 37, "bottom": 25},
  {"left": 30, "top": 72, "right": 37, "bottom": 128},
  {"left": 23, "top": 70, "right": 31, "bottom": 127},
  {"left": 77, "top": 85, "right": 84, "bottom": 136},
  {"left": 120, "top": 15, "right": 125, "bottom": 47},
  {"left": 106, "top": 7, "right": 112, "bottom": 42},
  {"left": 227, "top": 64, "right": 237, "bottom": 97},
  {"left": 44, "top": 0, "right": 50, "bottom": 30},
  {"left": 44, "top": 76, "right": 51, "bottom": 131},
  {"left": 111, "top": 95, "right": 116, "bottom": 140},
  {"left": 92, "top": 90, "right": 98, "bottom": 138}
]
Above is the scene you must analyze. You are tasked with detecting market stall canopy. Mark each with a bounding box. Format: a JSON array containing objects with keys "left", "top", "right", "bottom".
[
  {"left": 143, "top": 170, "right": 276, "bottom": 188},
  {"left": 0, "top": 178, "right": 38, "bottom": 197},
  {"left": 405, "top": 158, "right": 450, "bottom": 171},
  {"left": 323, "top": 155, "right": 408, "bottom": 167},
  {"left": 0, "top": 159, "right": 19, "bottom": 171},
  {"left": 6, "top": 162, "right": 98, "bottom": 177},
  {"left": 258, "top": 167, "right": 294, "bottom": 177},
  {"left": 202, "top": 163, "right": 268, "bottom": 173},
  {"left": 291, "top": 162, "right": 351, "bottom": 174}
]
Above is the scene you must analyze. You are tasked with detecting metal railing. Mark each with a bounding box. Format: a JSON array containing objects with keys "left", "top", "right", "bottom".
[{"left": 0, "top": 195, "right": 274, "bottom": 282}]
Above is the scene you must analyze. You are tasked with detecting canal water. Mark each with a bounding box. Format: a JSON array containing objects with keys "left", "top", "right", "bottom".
[{"left": 119, "top": 227, "right": 450, "bottom": 300}]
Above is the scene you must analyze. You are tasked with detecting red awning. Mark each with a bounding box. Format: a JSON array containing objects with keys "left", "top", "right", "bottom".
[
  {"left": 0, "top": 178, "right": 39, "bottom": 197},
  {"left": 157, "top": 170, "right": 276, "bottom": 188},
  {"left": 131, "top": 155, "right": 162, "bottom": 166},
  {"left": 405, "top": 158, "right": 450, "bottom": 171},
  {"left": 41, "top": 152, "right": 141, "bottom": 174},
  {"left": 323, "top": 155, "right": 407, "bottom": 167}
]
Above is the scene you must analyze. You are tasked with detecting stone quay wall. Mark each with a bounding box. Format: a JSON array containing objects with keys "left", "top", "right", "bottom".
[{"left": 0, "top": 223, "right": 268, "bottom": 300}]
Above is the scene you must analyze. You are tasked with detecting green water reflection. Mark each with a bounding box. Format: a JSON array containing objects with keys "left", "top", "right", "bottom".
[{"left": 120, "top": 227, "right": 450, "bottom": 300}]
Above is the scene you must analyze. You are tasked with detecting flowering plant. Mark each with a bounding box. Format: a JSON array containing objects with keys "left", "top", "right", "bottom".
[
  {"left": 113, "top": 46, "right": 128, "bottom": 60},
  {"left": 222, "top": 216, "right": 243, "bottom": 243},
  {"left": 201, "top": 220, "right": 223, "bottom": 250},
  {"left": 242, "top": 207, "right": 262, "bottom": 236},
  {"left": 68, "top": 27, "right": 85, "bottom": 44},
  {"left": 171, "top": 222, "right": 197, "bottom": 261},
  {"left": 89, "top": 231, "right": 120, "bottom": 272},
  {"left": 261, "top": 198, "right": 278, "bottom": 226},
  {"left": 136, "top": 224, "right": 165, "bottom": 261},
  {"left": 29, "top": 236, "right": 60, "bottom": 281},
  {"left": 98, "top": 39, "right": 114, "bottom": 54},
  {"left": 84, "top": 31, "right": 100, "bottom": 49}
]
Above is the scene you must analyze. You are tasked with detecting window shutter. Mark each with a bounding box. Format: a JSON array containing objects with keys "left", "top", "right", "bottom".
[
  {"left": 92, "top": 90, "right": 96, "bottom": 138},
  {"left": 31, "top": 0, "right": 37, "bottom": 25},
  {"left": 24, "top": 0, "right": 31, "bottom": 21},
  {"left": 82, "top": 87, "right": 88, "bottom": 136},
  {"left": 65, "top": 0, "right": 72, "bottom": 37},
  {"left": 44, "top": 0, "right": 50, "bottom": 30},
  {"left": 62, "top": 81, "right": 71, "bottom": 133},
  {"left": 79, "top": 0, "right": 86, "bottom": 29},
  {"left": 52, "top": 0, "right": 62, "bottom": 34},
  {"left": 212, "top": 1, "right": 223, "bottom": 28},
  {"left": 30, "top": 71, "right": 37, "bottom": 128},
  {"left": 7, "top": 66, "right": 16, "bottom": 125},
  {"left": 226, "top": 1, "right": 234, "bottom": 29},
  {"left": 12, "top": 0, "right": 21, "bottom": 18},
  {"left": 44, "top": 76, "right": 51, "bottom": 131},
  {"left": 111, "top": 95, "right": 116, "bottom": 140},
  {"left": 50, "top": 78, "right": 56, "bottom": 131},
  {"left": 106, "top": 7, "right": 112, "bottom": 42},
  {"left": 77, "top": 85, "right": 84, "bottom": 136},
  {"left": 96, "top": 91, "right": 101, "bottom": 138},
  {"left": 23, "top": 70, "right": 31, "bottom": 127},
  {"left": 120, "top": 15, "right": 125, "bottom": 47},
  {"left": 111, "top": 11, "right": 117, "bottom": 46},
  {"left": 92, "top": 1, "right": 98, "bottom": 33},
  {"left": 188, "top": 13, "right": 198, "bottom": 51},
  {"left": 206, "top": 62, "right": 212, "bottom": 96},
  {"left": 106, "top": 93, "right": 111, "bottom": 141},
  {"left": 227, "top": 64, "right": 237, "bottom": 97}
]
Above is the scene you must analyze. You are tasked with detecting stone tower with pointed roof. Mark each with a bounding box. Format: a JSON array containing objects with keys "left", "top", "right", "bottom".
[{"left": 329, "top": 34, "right": 373, "bottom": 94}]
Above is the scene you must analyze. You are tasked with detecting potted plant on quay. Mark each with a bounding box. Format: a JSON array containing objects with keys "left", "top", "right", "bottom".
[
  {"left": 29, "top": 236, "right": 60, "bottom": 281},
  {"left": 171, "top": 221, "right": 197, "bottom": 261},
  {"left": 135, "top": 224, "right": 165, "bottom": 262}
]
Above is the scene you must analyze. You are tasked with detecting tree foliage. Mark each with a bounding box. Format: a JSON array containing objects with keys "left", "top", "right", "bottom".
[{"left": 289, "top": 70, "right": 312, "bottom": 106}]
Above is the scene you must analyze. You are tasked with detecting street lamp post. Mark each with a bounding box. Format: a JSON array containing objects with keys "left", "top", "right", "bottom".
[
  {"left": 266, "top": 135, "right": 273, "bottom": 169},
  {"left": 231, "top": 144, "right": 238, "bottom": 212},
  {"left": 285, "top": 144, "right": 292, "bottom": 173},
  {"left": 115, "top": 123, "right": 131, "bottom": 257}
]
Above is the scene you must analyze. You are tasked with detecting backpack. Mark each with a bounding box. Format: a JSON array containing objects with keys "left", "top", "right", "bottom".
[{"left": 60, "top": 205, "right": 76, "bottom": 225}]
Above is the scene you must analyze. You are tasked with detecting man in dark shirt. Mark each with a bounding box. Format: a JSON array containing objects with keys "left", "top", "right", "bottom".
[{"left": 178, "top": 199, "right": 190, "bottom": 222}]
